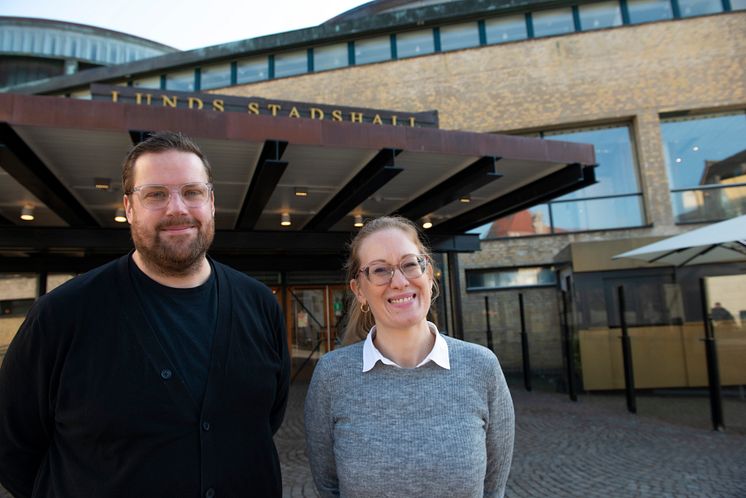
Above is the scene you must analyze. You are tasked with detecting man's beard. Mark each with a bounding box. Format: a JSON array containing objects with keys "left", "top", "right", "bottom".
[{"left": 131, "top": 216, "right": 215, "bottom": 277}]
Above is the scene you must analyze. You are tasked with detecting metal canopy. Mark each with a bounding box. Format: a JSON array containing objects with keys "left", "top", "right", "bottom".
[{"left": 0, "top": 93, "right": 596, "bottom": 271}]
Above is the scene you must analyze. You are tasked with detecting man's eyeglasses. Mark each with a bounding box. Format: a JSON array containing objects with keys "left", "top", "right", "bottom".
[
  {"left": 128, "top": 182, "right": 213, "bottom": 210},
  {"left": 359, "top": 254, "right": 429, "bottom": 286}
]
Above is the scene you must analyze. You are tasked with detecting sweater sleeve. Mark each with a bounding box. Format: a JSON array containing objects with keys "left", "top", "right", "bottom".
[
  {"left": 304, "top": 359, "right": 340, "bottom": 497},
  {"left": 270, "top": 300, "right": 290, "bottom": 435},
  {"left": 0, "top": 303, "right": 56, "bottom": 498},
  {"left": 484, "top": 356, "right": 515, "bottom": 498}
]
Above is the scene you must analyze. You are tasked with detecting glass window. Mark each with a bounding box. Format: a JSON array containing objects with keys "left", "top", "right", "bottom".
[
  {"left": 532, "top": 8, "right": 575, "bottom": 38},
  {"left": 469, "top": 206, "right": 551, "bottom": 239},
  {"left": 236, "top": 56, "right": 268, "bottom": 84},
  {"left": 466, "top": 266, "right": 557, "bottom": 290},
  {"left": 131, "top": 75, "right": 160, "bottom": 89},
  {"left": 165, "top": 69, "right": 195, "bottom": 91},
  {"left": 354, "top": 36, "right": 391, "bottom": 65},
  {"left": 274, "top": 50, "right": 307, "bottom": 78},
  {"left": 439, "top": 21, "right": 481, "bottom": 51},
  {"left": 627, "top": 0, "right": 674, "bottom": 23},
  {"left": 485, "top": 14, "right": 528, "bottom": 44},
  {"left": 397, "top": 29, "right": 435, "bottom": 59},
  {"left": 732, "top": 0, "right": 746, "bottom": 10},
  {"left": 547, "top": 126, "right": 641, "bottom": 199},
  {"left": 678, "top": 0, "right": 723, "bottom": 17},
  {"left": 579, "top": 1, "right": 623, "bottom": 30},
  {"left": 200, "top": 63, "right": 231, "bottom": 90},
  {"left": 550, "top": 195, "right": 645, "bottom": 232},
  {"left": 661, "top": 112, "right": 746, "bottom": 222},
  {"left": 314, "top": 44, "right": 349, "bottom": 72}
]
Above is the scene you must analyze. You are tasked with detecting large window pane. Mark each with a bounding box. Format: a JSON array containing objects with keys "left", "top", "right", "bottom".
[
  {"left": 466, "top": 266, "right": 557, "bottom": 290},
  {"left": 661, "top": 113, "right": 746, "bottom": 190},
  {"left": 548, "top": 126, "right": 641, "bottom": 199},
  {"left": 550, "top": 195, "right": 645, "bottom": 231},
  {"left": 314, "top": 44, "right": 348, "bottom": 72},
  {"left": 131, "top": 75, "right": 160, "bottom": 89},
  {"left": 485, "top": 14, "right": 528, "bottom": 44},
  {"left": 732, "top": 0, "right": 746, "bottom": 10},
  {"left": 200, "top": 63, "right": 231, "bottom": 90},
  {"left": 579, "top": 1, "right": 623, "bottom": 30},
  {"left": 627, "top": 0, "right": 674, "bottom": 23},
  {"left": 440, "top": 21, "right": 480, "bottom": 51},
  {"left": 532, "top": 8, "right": 575, "bottom": 38},
  {"left": 670, "top": 186, "right": 746, "bottom": 223},
  {"left": 469, "top": 206, "right": 551, "bottom": 239},
  {"left": 236, "top": 57, "right": 268, "bottom": 84},
  {"left": 396, "top": 29, "right": 435, "bottom": 59},
  {"left": 274, "top": 50, "right": 307, "bottom": 78},
  {"left": 165, "top": 69, "right": 195, "bottom": 91},
  {"left": 354, "top": 36, "right": 391, "bottom": 64},
  {"left": 678, "top": 0, "right": 723, "bottom": 17}
]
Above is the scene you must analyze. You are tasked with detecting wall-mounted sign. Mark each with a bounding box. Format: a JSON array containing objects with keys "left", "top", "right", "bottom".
[{"left": 91, "top": 84, "right": 439, "bottom": 128}]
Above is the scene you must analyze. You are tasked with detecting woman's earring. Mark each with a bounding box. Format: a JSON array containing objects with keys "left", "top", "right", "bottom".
[{"left": 360, "top": 302, "right": 370, "bottom": 313}]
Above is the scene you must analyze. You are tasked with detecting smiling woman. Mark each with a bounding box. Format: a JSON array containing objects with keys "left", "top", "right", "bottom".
[{"left": 304, "top": 216, "right": 515, "bottom": 498}]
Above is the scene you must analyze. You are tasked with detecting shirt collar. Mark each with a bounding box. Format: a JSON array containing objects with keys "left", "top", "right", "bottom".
[{"left": 362, "top": 321, "right": 450, "bottom": 372}]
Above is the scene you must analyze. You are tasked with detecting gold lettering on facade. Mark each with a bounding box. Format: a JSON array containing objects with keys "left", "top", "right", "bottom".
[
  {"left": 310, "top": 108, "right": 324, "bottom": 120},
  {"left": 409, "top": 117, "right": 416, "bottom": 127},
  {"left": 212, "top": 100, "right": 225, "bottom": 112},
  {"left": 188, "top": 97, "right": 204, "bottom": 110},
  {"left": 162, "top": 95, "right": 178, "bottom": 107},
  {"left": 110, "top": 90, "right": 120, "bottom": 103},
  {"left": 350, "top": 112, "right": 363, "bottom": 123},
  {"left": 372, "top": 114, "right": 383, "bottom": 125},
  {"left": 332, "top": 110, "right": 343, "bottom": 121},
  {"left": 135, "top": 93, "right": 153, "bottom": 105},
  {"left": 288, "top": 106, "right": 301, "bottom": 118},
  {"left": 267, "top": 104, "right": 281, "bottom": 116},
  {"left": 391, "top": 115, "right": 398, "bottom": 126},
  {"left": 247, "top": 102, "right": 260, "bottom": 114}
]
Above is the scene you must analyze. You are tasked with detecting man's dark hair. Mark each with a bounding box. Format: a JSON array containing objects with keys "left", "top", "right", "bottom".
[{"left": 121, "top": 131, "right": 213, "bottom": 194}]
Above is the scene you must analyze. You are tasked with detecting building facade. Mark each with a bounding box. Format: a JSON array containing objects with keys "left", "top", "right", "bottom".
[{"left": 2, "top": 0, "right": 745, "bottom": 389}]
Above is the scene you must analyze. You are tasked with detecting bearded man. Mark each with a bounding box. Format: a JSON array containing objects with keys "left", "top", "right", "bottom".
[{"left": 0, "top": 131, "right": 290, "bottom": 497}]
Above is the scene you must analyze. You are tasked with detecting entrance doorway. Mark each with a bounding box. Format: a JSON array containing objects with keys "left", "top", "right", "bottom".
[{"left": 282, "top": 285, "right": 348, "bottom": 380}]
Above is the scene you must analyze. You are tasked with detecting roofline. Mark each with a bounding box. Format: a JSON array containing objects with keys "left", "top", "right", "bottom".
[{"left": 6, "top": 0, "right": 572, "bottom": 95}]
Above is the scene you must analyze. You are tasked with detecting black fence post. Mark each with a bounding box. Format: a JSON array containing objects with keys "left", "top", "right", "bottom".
[
  {"left": 484, "top": 296, "right": 494, "bottom": 352},
  {"left": 617, "top": 285, "right": 637, "bottom": 414},
  {"left": 561, "top": 289, "right": 577, "bottom": 402},
  {"left": 699, "top": 278, "right": 725, "bottom": 431},
  {"left": 519, "top": 293, "right": 532, "bottom": 392}
]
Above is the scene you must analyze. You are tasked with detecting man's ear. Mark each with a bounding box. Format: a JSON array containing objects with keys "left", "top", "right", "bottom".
[{"left": 123, "top": 195, "right": 133, "bottom": 224}]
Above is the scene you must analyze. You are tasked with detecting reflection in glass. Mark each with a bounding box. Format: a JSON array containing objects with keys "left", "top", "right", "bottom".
[
  {"left": 466, "top": 266, "right": 557, "bottom": 290},
  {"left": 551, "top": 195, "right": 645, "bottom": 232},
  {"left": 579, "top": 1, "right": 623, "bottom": 30},
  {"left": 165, "top": 70, "right": 195, "bottom": 91},
  {"left": 532, "top": 8, "right": 575, "bottom": 38},
  {"left": 548, "top": 126, "right": 641, "bottom": 199},
  {"left": 314, "top": 44, "right": 349, "bottom": 72},
  {"left": 440, "top": 22, "right": 480, "bottom": 51},
  {"left": 200, "top": 63, "right": 231, "bottom": 90},
  {"left": 236, "top": 57, "right": 268, "bottom": 83},
  {"left": 397, "top": 29, "right": 435, "bottom": 59},
  {"left": 732, "top": 0, "right": 746, "bottom": 10},
  {"left": 469, "top": 206, "right": 551, "bottom": 239},
  {"left": 274, "top": 50, "right": 307, "bottom": 78},
  {"left": 355, "top": 36, "right": 391, "bottom": 64},
  {"left": 485, "top": 14, "right": 528, "bottom": 44},
  {"left": 670, "top": 187, "right": 746, "bottom": 223},
  {"left": 678, "top": 0, "right": 723, "bottom": 17},
  {"left": 627, "top": 0, "right": 674, "bottom": 24},
  {"left": 131, "top": 75, "right": 160, "bottom": 89}
]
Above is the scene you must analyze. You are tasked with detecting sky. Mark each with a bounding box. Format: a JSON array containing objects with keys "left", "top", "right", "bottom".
[{"left": 0, "top": 0, "right": 369, "bottom": 50}]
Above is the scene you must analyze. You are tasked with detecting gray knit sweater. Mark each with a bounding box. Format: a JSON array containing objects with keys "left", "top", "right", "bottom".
[{"left": 304, "top": 335, "right": 515, "bottom": 498}]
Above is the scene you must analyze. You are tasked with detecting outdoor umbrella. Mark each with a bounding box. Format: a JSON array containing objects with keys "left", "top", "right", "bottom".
[
  {"left": 613, "top": 214, "right": 746, "bottom": 431},
  {"left": 613, "top": 214, "right": 746, "bottom": 266}
]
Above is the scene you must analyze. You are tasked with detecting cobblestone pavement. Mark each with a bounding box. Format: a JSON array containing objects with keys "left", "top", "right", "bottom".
[
  {"left": 2, "top": 384, "right": 743, "bottom": 497},
  {"left": 276, "top": 382, "right": 746, "bottom": 498}
]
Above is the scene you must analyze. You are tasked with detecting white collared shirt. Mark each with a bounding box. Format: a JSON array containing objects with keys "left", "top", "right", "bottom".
[{"left": 362, "top": 321, "right": 450, "bottom": 372}]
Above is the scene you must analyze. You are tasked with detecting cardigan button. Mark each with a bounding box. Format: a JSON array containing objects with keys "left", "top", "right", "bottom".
[
  {"left": 202, "top": 421, "right": 211, "bottom": 431},
  {"left": 160, "top": 369, "right": 173, "bottom": 380},
  {"left": 205, "top": 488, "right": 215, "bottom": 498}
]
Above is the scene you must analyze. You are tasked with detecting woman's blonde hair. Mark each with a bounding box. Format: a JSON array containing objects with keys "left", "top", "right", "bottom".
[{"left": 341, "top": 216, "right": 439, "bottom": 345}]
